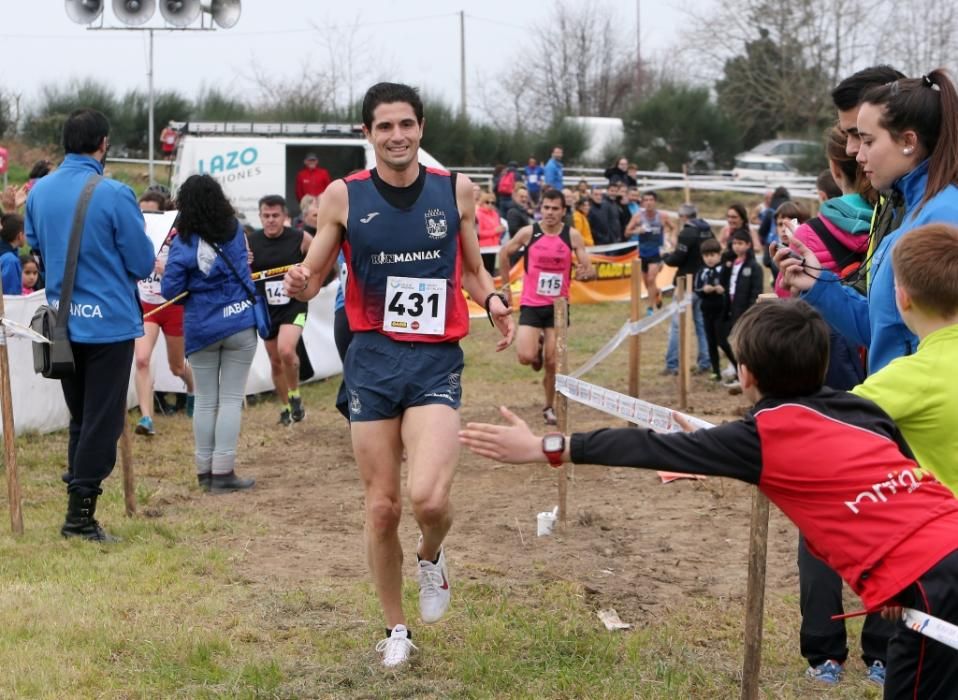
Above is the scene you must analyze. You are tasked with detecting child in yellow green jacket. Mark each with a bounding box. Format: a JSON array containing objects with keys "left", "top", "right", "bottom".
[{"left": 852, "top": 223, "right": 958, "bottom": 495}]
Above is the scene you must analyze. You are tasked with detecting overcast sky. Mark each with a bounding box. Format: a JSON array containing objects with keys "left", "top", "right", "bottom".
[{"left": 4, "top": 0, "right": 692, "bottom": 120}]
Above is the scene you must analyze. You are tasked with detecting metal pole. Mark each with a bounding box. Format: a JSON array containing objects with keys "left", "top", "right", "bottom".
[
  {"left": 635, "top": 0, "right": 642, "bottom": 98},
  {"left": 147, "top": 28, "right": 155, "bottom": 186},
  {"left": 458, "top": 11, "right": 467, "bottom": 116},
  {"left": 459, "top": 11, "right": 467, "bottom": 117}
]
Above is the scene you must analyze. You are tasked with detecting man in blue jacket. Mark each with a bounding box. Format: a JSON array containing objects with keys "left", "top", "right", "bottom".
[
  {"left": 543, "top": 145, "right": 564, "bottom": 191},
  {"left": 25, "top": 108, "right": 155, "bottom": 542}
]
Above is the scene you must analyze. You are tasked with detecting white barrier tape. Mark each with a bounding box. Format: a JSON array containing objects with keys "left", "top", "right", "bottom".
[
  {"left": 570, "top": 298, "right": 691, "bottom": 379},
  {"left": 1, "top": 317, "right": 49, "bottom": 343},
  {"left": 902, "top": 608, "right": 958, "bottom": 651},
  {"left": 556, "top": 374, "right": 713, "bottom": 432}
]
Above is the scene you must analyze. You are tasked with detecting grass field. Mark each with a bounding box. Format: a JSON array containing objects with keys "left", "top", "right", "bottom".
[{"left": 0, "top": 300, "right": 885, "bottom": 699}]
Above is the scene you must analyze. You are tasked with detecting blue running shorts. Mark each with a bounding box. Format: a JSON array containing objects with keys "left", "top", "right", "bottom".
[{"left": 343, "top": 331, "right": 464, "bottom": 422}]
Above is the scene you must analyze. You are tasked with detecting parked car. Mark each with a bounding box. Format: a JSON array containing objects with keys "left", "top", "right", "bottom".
[
  {"left": 731, "top": 155, "right": 804, "bottom": 183},
  {"left": 737, "top": 139, "right": 821, "bottom": 167}
]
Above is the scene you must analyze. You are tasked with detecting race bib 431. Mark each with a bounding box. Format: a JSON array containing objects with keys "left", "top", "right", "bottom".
[{"left": 383, "top": 276, "right": 446, "bottom": 335}]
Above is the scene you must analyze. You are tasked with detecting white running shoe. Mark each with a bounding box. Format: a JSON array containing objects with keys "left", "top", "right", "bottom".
[
  {"left": 721, "top": 364, "right": 737, "bottom": 381},
  {"left": 417, "top": 540, "right": 451, "bottom": 624},
  {"left": 375, "top": 624, "right": 417, "bottom": 668}
]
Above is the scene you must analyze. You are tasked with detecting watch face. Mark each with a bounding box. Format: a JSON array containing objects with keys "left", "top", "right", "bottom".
[{"left": 543, "top": 434, "right": 564, "bottom": 452}]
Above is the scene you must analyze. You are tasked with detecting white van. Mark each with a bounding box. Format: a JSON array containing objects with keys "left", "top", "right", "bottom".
[{"left": 169, "top": 122, "right": 445, "bottom": 223}]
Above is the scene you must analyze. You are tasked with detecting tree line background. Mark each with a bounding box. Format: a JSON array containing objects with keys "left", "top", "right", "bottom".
[{"left": 1, "top": 0, "right": 956, "bottom": 169}]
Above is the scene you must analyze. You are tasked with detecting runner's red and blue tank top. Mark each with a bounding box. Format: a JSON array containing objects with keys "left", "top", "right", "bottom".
[
  {"left": 520, "top": 223, "right": 573, "bottom": 307},
  {"left": 343, "top": 167, "right": 468, "bottom": 343}
]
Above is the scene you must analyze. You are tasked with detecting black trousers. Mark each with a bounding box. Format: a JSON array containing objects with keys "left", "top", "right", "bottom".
[
  {"left": 885, "top": 548, "right": 958, "bottom": 698},
  {"left": 798, "top": 535, "right": 894, "bottom": 667},
  {"left": 60, "top": 340, "right": 134, "bottom": 497},
  {"left": 702, "top": 309, "right": 735, "bottom": 376}
]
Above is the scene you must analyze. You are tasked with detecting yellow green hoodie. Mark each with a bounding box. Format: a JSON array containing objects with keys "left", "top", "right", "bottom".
[{"left": 852, "top": 323, "right": 958, "bottom": 496}]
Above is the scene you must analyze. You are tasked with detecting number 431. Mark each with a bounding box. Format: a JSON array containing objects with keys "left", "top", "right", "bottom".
[{"left": 388, "top": 291, "right": 439, "bottom": 317}]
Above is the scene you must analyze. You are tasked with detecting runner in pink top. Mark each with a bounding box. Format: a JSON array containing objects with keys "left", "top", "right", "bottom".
[{"left": 498, "top": 189, "right": 594, "bottom": 424}]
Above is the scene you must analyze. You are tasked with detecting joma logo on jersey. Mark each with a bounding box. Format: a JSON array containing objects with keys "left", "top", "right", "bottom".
[
  {"left": 371, "top": 250, "right": 441, "bottom": 265},
  {"left": 425, "top": 209, "right": 447, "bottom": 239}
]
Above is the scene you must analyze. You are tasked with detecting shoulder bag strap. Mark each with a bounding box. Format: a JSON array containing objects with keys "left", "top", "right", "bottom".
[
  {"left": 57, "top": 174, "right": 103, "bottom": 328},
  {"left": 212, "top": 240, "right": 256, "bottom": 302}
]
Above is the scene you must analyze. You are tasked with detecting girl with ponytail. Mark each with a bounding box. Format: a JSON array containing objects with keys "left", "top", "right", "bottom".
[{"left": 779, "top": 69, "right": 958, "bottom": 374}]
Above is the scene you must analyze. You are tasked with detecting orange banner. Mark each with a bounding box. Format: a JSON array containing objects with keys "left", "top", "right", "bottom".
[{"left": 467, "top": 247, "right": 675, "bottom": 317}]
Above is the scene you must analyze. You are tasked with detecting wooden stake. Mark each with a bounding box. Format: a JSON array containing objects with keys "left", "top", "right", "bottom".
[
  {"left": 682, "top": 164, "right": 691, "bottom": 204},
  {"left": 119, "top": 420, "right": 136, "bottom": 516},
  {"left": 677, "top": 275, "right": 690, "bottom": 409},
  {"left": 0, "top": 288, "right": 23, "bottom": 535},
  {"left": 740, "top": 293, "right": 777, "bottom": 699},
  {"left": 554, "top": 297, "right": 569, "bottom": 525},
  {"left": 628, "top": 259, "right": 641, "bottom": 399}
]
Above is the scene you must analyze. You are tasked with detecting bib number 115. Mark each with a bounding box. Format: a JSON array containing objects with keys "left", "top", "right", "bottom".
[{"left": 383, "top": 276, "right": 447, "bottom": 335}]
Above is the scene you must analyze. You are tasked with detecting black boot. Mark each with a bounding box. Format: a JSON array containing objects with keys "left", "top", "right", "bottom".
[
  {"left": 61, "top": 492, "right": 120, "bottom": 543},
  {"left": 210, "top": 471, "right": 255, "bottom": 495},
  {"left": 197, "top": 473, "right": 212, "bottom": 492}
]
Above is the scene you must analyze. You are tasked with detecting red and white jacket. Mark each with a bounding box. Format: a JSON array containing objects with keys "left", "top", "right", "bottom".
[{"left": 570, "top": 388, "right": 958, "bottom": 609}]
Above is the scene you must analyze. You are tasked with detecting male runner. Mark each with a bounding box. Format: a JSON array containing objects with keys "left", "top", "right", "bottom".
[
  {"left": 625, "top": 191, "right": 668, "bottom": 315},
  {"left": 283, "top": 82, "right": 514, "bottom": 668},
  {"left": 498, "top": 189, "right": 594, "bottom": 425},
  {"left": 248, "top": 194, "right": 312, "bottom": 425}
]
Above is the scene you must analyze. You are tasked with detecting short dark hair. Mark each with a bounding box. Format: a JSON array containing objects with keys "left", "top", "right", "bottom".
[
  {"left": 730, "top": 300, "right": 830, "bottom": 398},
  {"left": 1, "top": 213, "right": 23, "bottom": 244},
  {"left": 825, "top": 126, "right": 876, "bottom": 203},
  {"left": 28, "top": 160, "right": 53, "bottom": 180},
  {"left": 816, "top": 169, "right": 842, "bottom": 199},
  {"left": 138, "top": 191, "right": 168, "bottom": 210},
  {"left": 774, "top": 200, "right": 810, "bottom": 223},
  {"left": 892, "top": 223, "right": 958, "bottom": 318},
  {"left": 175, "top": 174, "right": 237, "bottom": 245},
  {"left": 541, "top": 189, "right": 566, "bottom": 209},
  {"left": 258, "top": 194, "right": 287, "bottom": 211},
  {"left": 831, "top": 65, "right": 906, "bottom": 111},
  {"left": 771, "top": 186, "right": 791, "bottom": 201},
  {"left": 641, "top": 190, "right": 657, "bottom": 200},
  {"left": 62, "top": 108, "right": 110, "bottom": 155},
  {"left": 700, "top": 237, "right": 721, "bottom": 256},
  {"left": 362, "top": 82, "right": 424, "bottom": 130}
]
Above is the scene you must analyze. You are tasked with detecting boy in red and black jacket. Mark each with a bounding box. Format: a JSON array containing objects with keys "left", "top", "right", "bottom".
[{"left": 461, "top": 300, "right": 958, "bottom": 699}]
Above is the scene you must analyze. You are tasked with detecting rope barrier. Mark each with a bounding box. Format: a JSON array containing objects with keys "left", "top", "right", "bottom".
[
  {"left": 555, "top": 374, "right": 713, "bottom": 432},
  {"left": 569, "top": 298, "right": 690, "bottom": 379}
]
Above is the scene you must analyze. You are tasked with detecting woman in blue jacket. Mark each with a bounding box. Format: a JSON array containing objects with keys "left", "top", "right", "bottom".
[
  {"left": 780, "top": 68, "right": 958, "bottom": 374},
  {"left": 162, "top": 175, "right": 257, "bottom": 494}
]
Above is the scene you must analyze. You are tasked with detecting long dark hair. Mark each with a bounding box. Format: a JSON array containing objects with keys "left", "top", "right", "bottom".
[
  {"left": 174, "top": 174, "right": 237, "bottom": 245},
  {"left": 861, "top": 68, "right": 958, "bottom": 213},
  {"left": 825, "top": 126, "right": 876, "bottom": 204}
]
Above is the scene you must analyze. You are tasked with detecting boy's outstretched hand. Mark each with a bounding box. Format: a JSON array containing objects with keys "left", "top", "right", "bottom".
[{"left": 459, "top": 406, "right": 547, "bottom": 464}]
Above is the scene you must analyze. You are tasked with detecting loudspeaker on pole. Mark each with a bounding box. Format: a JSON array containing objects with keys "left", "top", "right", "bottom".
[
  {"left": 113, "top": 0, "right": 156, "bottom": 25},
  {"left": 65, "top": 0, "right": 104, "bottom": 24}
]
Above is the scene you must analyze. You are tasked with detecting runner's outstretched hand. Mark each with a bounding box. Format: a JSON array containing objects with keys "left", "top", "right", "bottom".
[
  {"left": 460, "top": 406, "right": 544, "bottom": 464},
  {"left": 490, "top": 295, "right": 515, "bottom": 351}
]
